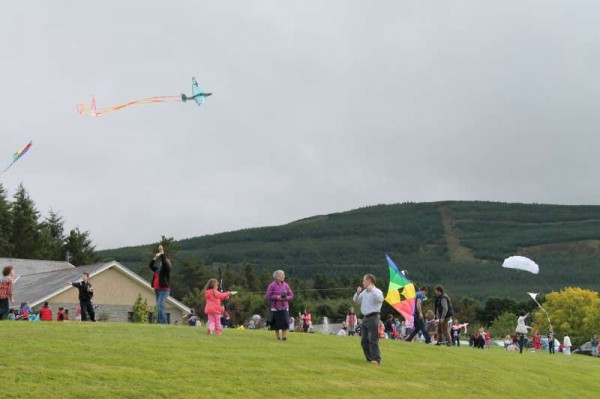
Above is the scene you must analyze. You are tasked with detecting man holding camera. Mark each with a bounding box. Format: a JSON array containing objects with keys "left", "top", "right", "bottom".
[
  {"left": 266, "top": 270, "right": 294, "bottom": 341},
  {"left": 353, "top": 274, "right": 384, "bottom": 365}
]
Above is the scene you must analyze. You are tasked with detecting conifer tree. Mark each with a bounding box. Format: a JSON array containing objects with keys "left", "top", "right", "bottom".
[
  {"left": 64, "top": 227, "right": 97, "bottom": 266},
  {"left": 38, "top": 210, "right": 66, "bottom": 260},
  {"left": 0, "top": 184, "right": 13, "bottom": 256},
  {"left": 10, "top": 183, "right": 41, "bottom": 258}
]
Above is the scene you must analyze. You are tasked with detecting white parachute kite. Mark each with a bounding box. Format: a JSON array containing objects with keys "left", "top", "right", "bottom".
[{"left": 502, "top": 256, "right": 539, "bottom": 274}]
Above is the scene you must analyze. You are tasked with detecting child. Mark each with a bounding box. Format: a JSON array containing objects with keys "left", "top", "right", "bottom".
[
  {"left": 504, "top": 335, "right": 512, "bottom": 351},
  {"left": 18, "top": 302, "right": 33, "bottom": 320},
  {"left": 203, "top": 279, "right": 237, "bottom": 336},
  {"left": 346, "top": 307, "right": 357, "bottom": 336},
  {"left": 485, "top": 330, "right": 491, "bottom": 349},
  {"left": 186, "top": 308, "right": 199, "bottom": 326},
  {"left": 451, "top": 320, "right": 462, "bottom": 346},
  {"left": 56, "top": 307, "right": 67, "bottom": 321},
  {"left": 532, "top": 330, "right": 542, "bottom": 351}
]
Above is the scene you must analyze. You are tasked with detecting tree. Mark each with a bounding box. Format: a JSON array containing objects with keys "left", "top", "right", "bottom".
[
  {"left": 64, "top": 227, "right": 97, "bottom": 266},
  {"left": 0, "top": 183, "right": 13, "bottom": 256},
  {"left": 477, "top": 297, "right": 519, "bottom": 326},
  {"left": 38, "top": 210, "right": 66, "bottom": 260},
  {"left": 533, "top": 287, "right": 600, "bottom": 346},
  {"left": 490, "top": 311, "right": 519, "bottom": 338},
  {"left": 10, "top": 184, "right": 41, "bottom": 258},
  {"left": 131, "top": 293, "right": 149, "bottom": 323}
]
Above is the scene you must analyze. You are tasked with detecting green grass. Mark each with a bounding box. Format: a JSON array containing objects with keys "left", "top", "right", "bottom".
[{"left": 1, "top": 323, "right": 598, "bottom": 398}]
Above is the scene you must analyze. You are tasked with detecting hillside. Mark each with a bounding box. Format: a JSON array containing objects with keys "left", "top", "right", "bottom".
[{"left": 99, "top": 201, "right": 600, "bottom": 299}]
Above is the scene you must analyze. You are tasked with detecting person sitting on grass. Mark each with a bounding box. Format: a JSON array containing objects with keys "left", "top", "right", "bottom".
[{"left": 186, "top": 308, "right": 199, "bottom": 326}]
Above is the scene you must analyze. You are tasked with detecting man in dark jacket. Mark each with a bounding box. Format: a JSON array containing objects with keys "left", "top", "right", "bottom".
[
  {"left": 68, "top": 272, "right": 95, "bottom": 322},
  {"left": 149, "top": 244, "right": 171, "bottom": 324},
  {"left": 434, "top": 284, "right": 453, "bottom": 346}
]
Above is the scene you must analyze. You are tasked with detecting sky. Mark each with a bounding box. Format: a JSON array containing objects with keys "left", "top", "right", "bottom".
[{"left": 1, "top": 1, "right": 599, "bottom": 250}]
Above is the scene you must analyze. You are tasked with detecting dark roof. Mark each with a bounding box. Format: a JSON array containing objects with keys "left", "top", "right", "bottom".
[
  {"left": 0, "top": 257, "right": 74, "bottom": 277},
  {"left": 14, "top": 263, "right": 107, "bottom": 306}
]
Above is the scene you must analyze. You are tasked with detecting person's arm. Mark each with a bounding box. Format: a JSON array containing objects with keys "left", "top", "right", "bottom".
[
  {"left": 148, "top": 256, "right": 159, "bottom": 272},
  {"left": 353, "top": 286, "right": 363, "bottom": 306},
  {"left": 439, "top": 297, "right": 448, "bottom": 320},
  {"left": 416, "top": 298, "right": 423, "bottom": 319},
  {"left": 285, "top": 284, "right": 293, "bottom": 301}
]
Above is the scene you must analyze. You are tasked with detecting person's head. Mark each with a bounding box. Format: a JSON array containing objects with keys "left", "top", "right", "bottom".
[
  {"left": 189, "top": 308, "right": 195, "bottom": 314},
  {"left": 82, "top": 272, "right": 89, "bottom": 282},
  {"left": 420, "top": 286, "right": 428, "bottom": 296},
  {"left": 204, "top": 278, "right": 219, "bottom": 290},
  {"left": 362, "top": 274, "right": 376, "bottom": 289},
  {"left": 348, "top": 307, "right": 354, "bottom": 314},
  {"left": 548, "top": 325, "right": 553, "bottom": 332},
  {"left": 44, "top": 301, "right": 49, "bottom": 307},
  {"left": 387, "top": 314, "right": 393, "bottom": 320},
  {"left": 64, "top": 309, "right": 69, "bottom": 314},
  {"left": 2, "top": 265, "right": 14, "bottom": 277},
  {"left": 20, "top": 302, "right": 27, "bottom": 307},
  {"left": 58, "top": 307, "right": 64, "bottom": 311},
  {"left": 519, "top": 310, "right": 526, "bottom": 317},
  {"left": 434, "top": 285, "right": 444, "bottom": 296},
  {"left": 273, "top": 270, "right": 285, "bottom": 282},
  {"left": 453, "top": 319, "right": 458, "bottom": 325},
  {"left": 305, "top": 308, "right": 310, "bottom": 313}
]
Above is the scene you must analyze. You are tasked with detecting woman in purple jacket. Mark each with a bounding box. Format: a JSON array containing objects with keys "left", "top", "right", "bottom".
[{"left": 266, "top": 270, "right": 294, "bottom": 341}]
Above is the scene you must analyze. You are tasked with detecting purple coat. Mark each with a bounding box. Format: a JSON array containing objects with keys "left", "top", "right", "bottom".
[{"left": 266, "top": 281, "right": 293, "bottom": 310}]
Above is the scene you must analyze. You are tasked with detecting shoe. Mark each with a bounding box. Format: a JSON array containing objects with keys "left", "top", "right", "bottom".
[{"left": 370, "top": 360, "right": 380, "bottom": 365}]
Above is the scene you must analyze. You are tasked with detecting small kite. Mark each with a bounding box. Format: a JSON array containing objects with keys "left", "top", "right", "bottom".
[
  {"left": 77, "top": 77, "right": 212, "bottom": 117},
  {"left": 384, "top": 254, "right": 417, "bottom": 327},
  {"left": 528, "top": 292, "right": 551, "bottom": 324},
  {"left": 1, "top": 140, "right": 32, "bottom": 175},
  {"left": 502, "top": 256, "right": 539, "bottom": 274}
]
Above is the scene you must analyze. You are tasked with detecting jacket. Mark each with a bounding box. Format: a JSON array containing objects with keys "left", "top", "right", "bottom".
[
  {"left": 435, "top": 294, "right": 453, "bottom": 320},
  {"left": 204, "top": 289, "right": 232, "bottom": 315},
  {"left": 266, "top": 281, "right": 294, "bottom": 311},
  {"left": 72, "top": 281, "right": 94, "bottom": 301},
  {"left": 40, "top": 306, "right": 53, "bottom": 321},
  {"left": 149, "top": 254, "right": 171, "bottom": 290}
]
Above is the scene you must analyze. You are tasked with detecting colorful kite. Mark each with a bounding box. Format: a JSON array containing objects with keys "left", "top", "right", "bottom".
[
  {"left": 2, "top": 140, "right": 32, "bottom": 175},
  {"left": 77, "top": 77, "right": 212, "bottom": 117},
  {"left": 384, "top": 254, "right": 416, "bottom": 327}
]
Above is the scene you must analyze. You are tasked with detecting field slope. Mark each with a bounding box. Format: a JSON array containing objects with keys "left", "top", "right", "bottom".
[{"left": 1, "top": 322, "right": 598, "bottom": 398}]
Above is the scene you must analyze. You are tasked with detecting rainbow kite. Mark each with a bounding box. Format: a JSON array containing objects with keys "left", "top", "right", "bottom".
[
  {"left": 384, "top": 254, "right": 416, "bottom": 327},
  {"left": 77, "top": 77, "right": 212, "bottom": 117},
  {"left": 2, "top": 140, "right": 32, "bottom": 175}
]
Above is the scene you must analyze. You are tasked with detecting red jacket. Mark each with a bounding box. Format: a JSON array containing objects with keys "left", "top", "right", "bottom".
[
  {"left": 40, "top": 306, "right": 53, "bottom": 321},
  {"left": 204, "top": 289, "right": 232, "bottom": 315}
]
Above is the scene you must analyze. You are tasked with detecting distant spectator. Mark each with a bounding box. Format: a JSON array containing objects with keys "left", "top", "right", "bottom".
[
  {"left": 547, "top": 326, "right": 555, "bottom": 354},
  {"left": 7, "top": 309, "right": 17, "bottom": 320},
  {"left": 563, "top": 334, "right": 572, "bottom": 355},
  {"left": 40, "top": 301, "right": 53, "bottom": 321},
  {"left": 288, "top": 316, "right": 295, "bottom": 332},
  {"left": 338, "top": 326, "right": 348, "bottom": 336},
  {"left": 451, "top": 319, "right": 461, "bottom": 346},
  {"left": 532, "top": 330, "right": 541, "bottom": 351},
  {"left": 504, "top": 335, "right": 512, "bottom": 351},
  {"left": 186, "top": 308, "right": 199, "bottom": 326},
  {"left": 57, "top": 307, "right": 67, "bottom": 321},
  {"left": 0, "top": 265, "right": 16, "bottom": 320},
  {"left": 68, "top": 273, "right": 95, "bottom": 322},
  {"left": 434, "top": 285, "right": 453, "bottom": 347},
  {"left": 346, "top": 307, "right": 357, "bottom": 336},
  {"left": 591, "top": 334, "right": 599, "bottom": 358},
  {"left": 301, "top": 308, "right": 311, "bottom": 333},
  {"left": 384, "top": 314, "right": 395, "bottom": 339},
  {"left": 485, "top": 330, "right": 491, "bottom": 349},
  {"left": 64, "top": 309, "right": 70, "bottom": 321},
  {"left": 221, "top": 306, "right": 230, "bottom": 329},
  {"left": 471, "top": 331, "right": 485, "bottom": 349},
  {"left": 18, "top": 302, "right": 33, "bottom": 320}
]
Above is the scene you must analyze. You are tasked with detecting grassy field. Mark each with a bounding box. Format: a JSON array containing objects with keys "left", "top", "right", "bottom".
[{"left": 1, "top": 323, "right": 598, "bottom": 398}]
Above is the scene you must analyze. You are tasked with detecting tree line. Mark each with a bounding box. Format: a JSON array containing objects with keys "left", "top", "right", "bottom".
[{"left": 0, "top": 183, "right": 97, "bottom": 265}]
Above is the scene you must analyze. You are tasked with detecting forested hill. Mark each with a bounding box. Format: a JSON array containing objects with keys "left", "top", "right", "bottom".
[{"left": 99, "top": 201, "right": 600, "bottom": 299}]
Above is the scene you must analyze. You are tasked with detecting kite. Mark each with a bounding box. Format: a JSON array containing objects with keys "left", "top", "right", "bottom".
[
  {"left": 1, "top": 140, "right": 32, "bottom": 175},
  {"left": 502, "top": 256, "right": 539, "bottom": 274},
  {"left": 77, "top": 77, "right": 212, "bottom": 117},
  {"left": 527, "top": 292, "right": 551, "bottom": 324},
  {"left": 384, "top": 254, "right": 417, "bottom": 327}
]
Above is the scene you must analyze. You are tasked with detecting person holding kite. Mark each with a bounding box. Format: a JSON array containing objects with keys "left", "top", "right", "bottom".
[
  {"left": 405, "top": 286, "right": 431, "bottom": 344},
  {"left": 353, "top": 274, "right": 384, "bottom": 365},
  {"left": 515, "top": 311, "right": 530, "bottom": 354},
  {"left": 434, "top": 285, "right": 453, "bottom": 346}
]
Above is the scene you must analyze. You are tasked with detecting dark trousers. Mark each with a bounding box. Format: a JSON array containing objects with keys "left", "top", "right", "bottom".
[
  {"left": 452, "top": 334, "right": 461, "bottom": 346},
  {"left": 519, "top": 333, "right": 525, "bottom": 353},
  {"left": 406, "top": 318, "right": 431, "bottom": 343},
  {"left": 360, "top": 314, "right": 381, "bottom": 363},
  {"left": 80, "top": 300, "right": 95, "bottom": 322},
  {"left": 0, "top": 298, "right": 9, "bottom": 320},
  {"left": 548, "top": 339, "right": 555, "bottom": 354}
]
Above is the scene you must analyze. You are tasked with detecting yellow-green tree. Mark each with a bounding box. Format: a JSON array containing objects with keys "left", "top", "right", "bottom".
[{"left": 534, "top": 287, "right": 600, "bottom": 346}]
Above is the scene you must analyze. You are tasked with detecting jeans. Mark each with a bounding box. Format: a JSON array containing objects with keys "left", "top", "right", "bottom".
[
  {"left": 406, "top": 318, "right": 431, "bottom": 343},
  {"left": 519, "top": 333, "right": 525, "bottom": 353},
  {"left": 0, "top": 298, "right": 9, "bottom": 320},
  {"left": 155, "top": 289, "right": 169, "bottom": 324},
  {"left": 548, "top": 339, "right": 555, "bottom": 354},
  {"left": 360, "top": 314, "right": 381, "bottom": 363}
]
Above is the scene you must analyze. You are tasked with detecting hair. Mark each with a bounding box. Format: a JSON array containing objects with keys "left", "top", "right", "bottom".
[
  {"left": 58, "top": 307, "right": 64, "bottom": 311},
  {"left": 520, "top": 310, "right": 526, "bottom": 317},
  {"left": 364, "top": 274, "right": 376, "bottom": 285},
  {"left": 204, "top": 278, "right": 218, "bottom": 290},
  {"left": 189, "top": 308, "right": 195, "bottom": 313},
  {"left": 83, "top": 272, "right": 90, "bottom": 278},
  {"left": 434, "top": 284, "right": 444, "bottom": 294},
  {"left": 273, "top": 270, "right": 285, "bottom": 279},
  {"left": 420, "top": 286, "right": 428, "bottom": 292},
  {"left": 44, "top": 301, "right": 49, "bottom": 307},
  {"left": 2, "top": 265, "right": 13, "bottom": 276},
  {"left": 387, "top": 314, "right": 393, "bottom": 319},
  {"left": 20, "top": 302, "right": 27, "bottom": 307}
]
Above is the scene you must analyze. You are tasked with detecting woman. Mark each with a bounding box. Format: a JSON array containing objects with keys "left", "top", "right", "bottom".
[
  {"left": 266, "top": 270, "right": 293, "bottom": 340},
  {"left": 515, "top": 311, "right": 530, "bottom": 354},
  {"left": 301, "top": 308, "right": 311, "bottom": 333}
]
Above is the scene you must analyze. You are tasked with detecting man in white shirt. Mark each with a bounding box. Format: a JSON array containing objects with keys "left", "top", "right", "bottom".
[{"left": 353, "top": 274, "right": 384, "bottom": 365}]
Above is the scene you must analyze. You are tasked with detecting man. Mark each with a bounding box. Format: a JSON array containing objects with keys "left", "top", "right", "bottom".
[
  {"left": 434, "top": 285, "right": 453, "bottom": 346},
  {"left": 0, "top": 265, "right": 16, "bottom": 320},
  {"left": 68, "top": 272, "right": 95, "bottom": 322},
  {"left": 353, "top": 274, "right": 384, "bottom": 365},
  {"left": 149, "top": 244, "right": 171, "bottom": 324},
  {"left": 405, "top": 286, "right": 431, "bottom": 344}
]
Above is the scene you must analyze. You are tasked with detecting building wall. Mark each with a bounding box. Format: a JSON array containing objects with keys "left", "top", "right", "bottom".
[{"left": 48, "top": 267, "right": 185, "bottom": 324}]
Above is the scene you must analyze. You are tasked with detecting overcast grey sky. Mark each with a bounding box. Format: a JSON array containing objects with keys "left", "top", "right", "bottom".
[{"left": 1, "top": 1, "right": 599, "bottom": 249}]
